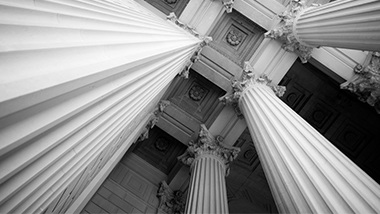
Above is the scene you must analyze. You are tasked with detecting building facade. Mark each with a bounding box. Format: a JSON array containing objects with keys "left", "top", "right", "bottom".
[{"left": 0, "top": 0, "right": 380, "bottom": 213}]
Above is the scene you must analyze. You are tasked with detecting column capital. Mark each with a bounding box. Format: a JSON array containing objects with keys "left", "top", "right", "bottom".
[
  {"left": 341, "top": 51, "right": 380, "bottom": 113},
  {"left": 167, "top": 12, "right": 213, "bottom": 78},
  {"left": 138, "top": 100, "right": 171, "bottom": 141},
  {"left": 219, "top": 62, "right": 286, "bottom": 117},
  {"left": 178, "top": 124, "right": 240, "bottom": 175},
  {"left": 264, "top": 0, "right": 314, "bottom": 63},
  {"left": 157, "top": 181, "right": 186, "bottom": 214},
  {"left": 210, "top": 0, "right": 235, "bottom": 13}
]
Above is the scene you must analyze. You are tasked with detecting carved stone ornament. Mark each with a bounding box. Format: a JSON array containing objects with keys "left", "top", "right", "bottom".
[
  {"left": 264, "top": 0, "right": 315, "bottom": 63},
  {"left": 189, "top": 84, "right": 207, "bottom": 101},
  {"left": 341, "top": 52, "right": 380, "bottom": 113},
  {"left": 226, "top": 30, "right": 243, "bottom": 46},
  {"left": 157, "top": 181, "right": 186, "bottom": 214},
  {"left": 138, "top": 100, "right": 171, "bottom": 141},
  {"left": 210, "top": 0, "right": 235, "bottom": 13},
  {"left": 167, "top": 12, "right": 200, "bottom": 39},
  {"left": 222, "top": 0, "right": 235, "bottom": 13},
  {"left": 164, "top": 0, "right": 177, "bottom": 4},
  {"left": 177, "top": 124, "right": 240, "bottom": 176},
  {"left": 178, "top": 36, "right": 212, "bottom": 78},
  {"left": 219, "top": 62, "right": 286, "bottom": 118},
  {"left": 166, "top": 13, "right": 213, "bottom": 79}
]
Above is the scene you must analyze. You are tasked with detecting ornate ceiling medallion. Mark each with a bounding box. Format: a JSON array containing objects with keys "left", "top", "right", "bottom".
[
  {"left": 226, "top": 30, "right": 242, "bottom": 46},
  {"left": 189, "top": 84, "right": 207, "bottom": 101},
  {"left": 155, "top": 137, "right": 169, "bottom": 152}
]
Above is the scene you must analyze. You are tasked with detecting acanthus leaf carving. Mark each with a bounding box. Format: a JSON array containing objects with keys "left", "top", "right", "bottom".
[
  {"left": 166, "top": 13, "right": 213, "bottom": 79},
  {"left": 138, "top": 100, "right": 171, "bottom": 141},
  {"left": 219, "top": 62, "right": 286, "bottom": 118},
  {"left": 157, "top": 181, "right": 186, "bottom": 214},
  {"left": 264, "top": 0, "right": 315, "bottom": 63},
  {"left": 341, "top": 52, "right": 380, "bottom": 113},
  {"left": 177, "top": 124, "right": 240, "bottom": 176}
]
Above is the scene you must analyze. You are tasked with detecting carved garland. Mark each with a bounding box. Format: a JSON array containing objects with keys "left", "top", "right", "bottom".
[
  {"left": 264, "top": 0, "right": 315, "bottom": 63},
  {"left": 340, "top": 52, "right": 380, "bottom": 113},
  {"left": 166, "top": 12, "right": 213, "bottom": 79},
  {"left": 138, "top": 100, "right": 171, "bottom": 141},
  {"left": 177, "top": 124, "right": 240, "bottom": 176},
  {"left": 219, "top": 62, "right": 286, "bottom": 118}
]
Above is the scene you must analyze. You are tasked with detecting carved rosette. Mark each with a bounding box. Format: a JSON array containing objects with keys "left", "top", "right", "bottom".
[
  {"left": 157, "top": 181, "right": 186, "bottom": 214},
  {"left": 138, "top": 100, "right": 171, "bottom": 141},
  {"left": 177, "top": 124, "right": 240, "bottom": 176},
  {"left": 219, "top": 62, "right": 286, "bottom": 118},
  {"left": 341, "top": 52, "right": 380, "bottom": 113},
  {"left": 226, "top": 30, "right": 242, "bottom": 46},
  {"left": 264, "top": 0, "right": 314, "bottom": 63}
]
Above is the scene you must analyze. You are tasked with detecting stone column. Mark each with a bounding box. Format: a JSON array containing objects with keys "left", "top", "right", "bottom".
[
  {"left": 178, "top": 124, "right": 240, "bottom": 214},
  {"left": 295, "top": 0, "right": 380, "bottom": 51},
  {"left": 0, "top": 0, "right": 204, "bottom": 213},
  {"left": 265, "top": 0, "right": 380, "bottom": 62},
  {"left": 220, "top": 62, "right": 380, "bottom": 213}
]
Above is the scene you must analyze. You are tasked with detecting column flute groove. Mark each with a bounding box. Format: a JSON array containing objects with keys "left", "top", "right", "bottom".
[
  {"left": 265, "top": 0, "right": 380, "bottom": 63},
  {"left": 220, "top": 62, "right": 380, "bottom": 213},
  {"left": 0, "top": 0, "right": 207, "bottom": 212},
  {"left": 178, "top": 125, "right": 240, "bottom": 214}
]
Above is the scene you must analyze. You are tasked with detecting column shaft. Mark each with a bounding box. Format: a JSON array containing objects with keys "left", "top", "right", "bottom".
[
  {"left": 239, "top": 82, "right": 380, "bottom": 213},
  {"left": 178, "top": 124, "right": 240, "bottom": 214},
  {"left": 0, "top": 0, "right": 200, "bottom": 213},
  {"left": 186, "top": 155, "right": 229, "bottom": 213},
  {"left": 294, "top": 0, "right": 380, "bottom": 51}
]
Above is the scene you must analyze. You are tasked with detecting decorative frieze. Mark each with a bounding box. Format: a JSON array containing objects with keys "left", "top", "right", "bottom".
[
  {"left": 341, "top": 52, "right": 380, "bottom": 113},
  {"left": 139, "top": 100, "right": 171, "bottom": 141},
  {"left": 264, "top": 0, "right": 314, "bottom": 63},
  {"left": 157, "top": 181, "right": 186, "bottom": 214},
  {"left": 178, "top": 124, "right": 240, "bottom": 176},
  {"left": 219, "top": 62, "right": 286, "bottom": 118}
]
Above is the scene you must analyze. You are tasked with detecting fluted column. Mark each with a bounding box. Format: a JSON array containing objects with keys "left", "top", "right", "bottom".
[
  {"left": 178, "top": 124, "right": 240, "bottom": 214},
  {"left": 294, "top": 0, "right": 380, "bottom": 51},
  {"left": 0, "top": 0, "right": 203, "bottom": 213},
  {"left": 220, "top": 62, "right": 380, "bottom": 213},
  {"left": 265, "top": 0, "right": 380, "bottom": 63}
]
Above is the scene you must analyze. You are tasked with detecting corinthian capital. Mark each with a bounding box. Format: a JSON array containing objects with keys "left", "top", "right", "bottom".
[
  {"left": 177, "top": 124, "right": 240, "bottom": 175},
  {"left": 264, "top": 0, "right": 314, "bottom": 63},
  {"left": 219, "top": 62, "right": 286, "bottom": 117}
]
